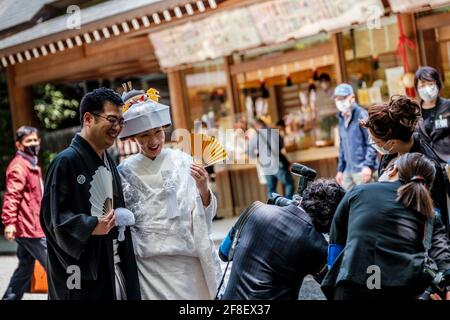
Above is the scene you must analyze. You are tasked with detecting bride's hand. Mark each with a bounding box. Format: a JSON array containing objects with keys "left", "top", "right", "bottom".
[{"left": 191, "top": 164, "right": 211, "bottom": 206}]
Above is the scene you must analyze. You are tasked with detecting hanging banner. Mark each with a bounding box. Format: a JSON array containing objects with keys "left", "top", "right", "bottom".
[
  {"left": 249, "top": 0, "right": 385, "bottom": 44},
  {"left": 388, "top": 0, "right": 450, "bottom": 12},
  {"left": 150, "top": 0, "right": 385, "bottom": 68},
  {"left": 150, "top": 22, "right": 207, "bottom": 68},
  {"left": 150, "top": 8, "right": 261, "bottom": 68}
]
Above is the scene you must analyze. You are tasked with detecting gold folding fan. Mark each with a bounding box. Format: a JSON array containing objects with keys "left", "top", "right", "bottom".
[{"left": 189, "top": 133, "right": 227, "bottom": 166}]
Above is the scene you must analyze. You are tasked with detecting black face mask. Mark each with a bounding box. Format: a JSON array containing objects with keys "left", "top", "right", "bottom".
[{"left": 23, "top": 145, "right": 40, "bottom": 157}]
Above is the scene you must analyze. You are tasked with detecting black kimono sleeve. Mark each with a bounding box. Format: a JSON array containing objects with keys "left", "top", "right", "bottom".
[{"left": 42, "top": 155, "right": 98, "bottom": 260}]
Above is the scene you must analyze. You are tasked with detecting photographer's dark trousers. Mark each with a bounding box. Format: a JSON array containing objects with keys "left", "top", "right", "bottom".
[
  {"left": 333, "top": 281, "right": 421, "bottom": 300},
  {"left": 266, "top": 166, "right": 295, "bottom": 200},
  {"left": 2, "top": 237, "right": 47, "bottom": 300}
]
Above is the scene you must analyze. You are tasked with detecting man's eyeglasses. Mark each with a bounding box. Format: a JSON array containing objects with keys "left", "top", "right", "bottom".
[{"left": 91, "top": 113, "right": 125, "bottom": 127}]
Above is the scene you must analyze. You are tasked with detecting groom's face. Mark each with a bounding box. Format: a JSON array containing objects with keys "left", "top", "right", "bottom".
[{"left": 87, "top": 101, "right": 124, "bottom": 149}]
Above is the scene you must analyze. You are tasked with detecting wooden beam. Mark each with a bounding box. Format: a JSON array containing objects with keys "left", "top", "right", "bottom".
[
  {"left": 97, "top": 61, "right": 141, "bottom": 73},
  {"left": 167, "top": 70, "right": 188, "bottom": 130},
  {"left": 399, "top": 14, "right": 419, "bottom": 72},
  {"left": 15, "top": 45, "right": 87, "bottom": 75},
  {"left": 416, "top": 11, "right": 450, "bottom": 31},
  {"left": 418, "top": 28, "right": 443, "bottom": 70},
  {"left": 0, "top": 0, "right": 204, "bottom": 58},
  {"left": 53, "top": 61, "right": 160, "bottom": 84},
  {"left": 15, "top": 35, "right": 154, "bottom": 75},
  {"left": 229, "top": 43, "right": 333, "bottom": 75},
  {"left": 224, "top": 55, "right": 241, "bottom": 114},
  {"left": 15, "top": 36, "right": 154, "bottom": 86},
  {"left": 332, "top": 33, "right": 347, "bottom": 83},
  {"left": 58, "top": 70, "right": 102, "bottom": 83},
  {"left": 6, "top": 65, "right": 39, "bottom": 134}
]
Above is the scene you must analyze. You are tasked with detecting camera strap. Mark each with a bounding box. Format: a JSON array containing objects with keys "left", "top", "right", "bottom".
[{"left": 214, "top": 201, "right": 264, "bottom": 299}]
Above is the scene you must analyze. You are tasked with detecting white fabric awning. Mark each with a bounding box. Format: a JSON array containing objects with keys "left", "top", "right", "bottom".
[
  {"left": 151, "top": 0, "right": 386, "bottom": 68},
  {"left": 388, "top": 0, "right": 450, "bottom": 13},
  {"left": 0, "top": 0, "right": 220, "bottom": 68}
]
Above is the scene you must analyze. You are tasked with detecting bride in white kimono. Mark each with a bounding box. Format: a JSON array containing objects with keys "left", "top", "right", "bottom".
[{"left": 116, "top": 88, "right": 221, "bottom": 300}]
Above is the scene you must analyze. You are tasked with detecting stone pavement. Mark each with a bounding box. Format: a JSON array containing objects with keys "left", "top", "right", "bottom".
[
  {"left": 0, "top": 217, "right": 325, "bottom": 300},
  {"left": 0, "top": 254, "right": 47, "bottom": 300}
]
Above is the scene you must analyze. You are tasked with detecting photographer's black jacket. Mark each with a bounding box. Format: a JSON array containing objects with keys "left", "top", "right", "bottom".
[
  {"left": 222, "top": 202, "right": 327, "bottom": 300},
  {"left": 378, "top": 133, "right": 449, "bottom": 234},
  {"left": 322, "top": 181, "right": 450, "bottom": 299}
]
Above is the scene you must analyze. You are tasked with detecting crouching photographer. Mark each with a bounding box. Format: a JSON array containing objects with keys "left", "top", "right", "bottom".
[
  {"left": 218, "top": 169, "right": 345, "bottom": 300},
  {"left": 322, "top": 153, "right": 450, "bottom": 300}
]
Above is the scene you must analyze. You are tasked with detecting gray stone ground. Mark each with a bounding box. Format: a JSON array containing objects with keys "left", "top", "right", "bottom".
[
  {"left": 0, "top": 254, "right": 47, "bottom": 300},
  {"left": 0, "top": 254, "right": 325, "bottom": 300},
  {"left": 0, "top": 215, "right": 326, "bottom": 300}
]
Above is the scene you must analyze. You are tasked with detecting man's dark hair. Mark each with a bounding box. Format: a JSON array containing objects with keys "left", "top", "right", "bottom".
[
  {"left": 318, "top": 73, "right": 331, "bottom": 82},
  {"left": 301, "top": 179, "right": 346, "bottom": 233},
  {"left": 79, "top": 87, "right": 123, "bottom": 125},
  {"left": 15, "top": 126, "right": 38, "bottom": 142},
  {"left": 414, "top": 66, "right": 442, "bottom": 91}
]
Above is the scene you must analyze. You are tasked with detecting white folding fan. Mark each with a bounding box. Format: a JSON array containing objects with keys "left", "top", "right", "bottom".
[{"left": 89, "top": 166, "right": 113, "bottom": 217}]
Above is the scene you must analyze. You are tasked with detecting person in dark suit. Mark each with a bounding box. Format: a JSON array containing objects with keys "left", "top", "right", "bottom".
[
  {"left": 222, "top": 180, "right": 345, "bottom": 300},
  {"left": 360, "top": 95, "right": 449, "bottom": 234},
  {"left": 322, "top": 153, "right": 450, "bottom": 300}
]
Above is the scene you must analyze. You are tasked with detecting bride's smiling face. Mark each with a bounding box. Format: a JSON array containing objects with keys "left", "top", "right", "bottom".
[{"left": 133, "top": 127, "right": 165, "bottom": 159}]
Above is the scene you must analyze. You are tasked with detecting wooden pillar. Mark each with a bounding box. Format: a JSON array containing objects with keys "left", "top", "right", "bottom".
[
  {"left": 224, "top": 56, "right": 241, "bottom": 115},
  {"left": 332, "top": 33, "right": 347, "bottom": 84},
  {"left": 6, "top": 65, "right": 38, "bottom": 135},
  {"left": 167, "top": 70, "right": 188, "bottom": 130},
  {"left": 418, "top": 28, "right": 442, "bottom": 71},
  {"left": 398, "top": 13, "right": 420, "bottom": 72}
]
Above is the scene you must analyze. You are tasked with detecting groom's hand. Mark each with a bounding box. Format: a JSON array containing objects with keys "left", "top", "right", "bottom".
[{"left": 92, "top": 209, "right": 116, "bottom": 235}]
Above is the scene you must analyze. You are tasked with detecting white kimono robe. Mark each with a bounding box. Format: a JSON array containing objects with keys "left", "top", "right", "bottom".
[{"left": 118, "top": 149, "right": 221, "bottom": 300}]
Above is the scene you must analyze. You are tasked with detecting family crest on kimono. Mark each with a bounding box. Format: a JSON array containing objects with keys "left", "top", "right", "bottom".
[{"left": 40, "top": 88, "right": 141, "bottom": 300}]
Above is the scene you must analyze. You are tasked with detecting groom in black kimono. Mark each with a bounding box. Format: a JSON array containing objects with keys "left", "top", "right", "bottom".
[{"left": 40, "top": 88, "right": 140, "bottom": 300}]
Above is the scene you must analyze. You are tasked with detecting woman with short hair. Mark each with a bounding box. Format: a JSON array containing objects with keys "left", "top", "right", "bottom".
[{"left": 414, "top": 66, "right": 450, "bottom": 165}]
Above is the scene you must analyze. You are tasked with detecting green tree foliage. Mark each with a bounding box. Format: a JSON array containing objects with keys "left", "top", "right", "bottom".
[
  {"left": 0, "top": 71, "right": 14, "bottom": 193},
  {"left": 34, "top": 84, "right": 79, "bottom": 129}
]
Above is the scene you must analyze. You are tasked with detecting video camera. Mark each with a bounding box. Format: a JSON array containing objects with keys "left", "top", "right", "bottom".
[
  {"left": 267, "top": 163, "right": 317, "bottom": 207},
  {"left": 417, "top": 268, "right": 450, "bottom": 300}
]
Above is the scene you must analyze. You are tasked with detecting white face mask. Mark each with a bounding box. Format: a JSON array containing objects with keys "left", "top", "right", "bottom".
[
  {"left": 335, "top": 99, "right": 352, "bottom": 113},
  {"left": 418, "top": 85, "right": 439, "bottom": 102},
  {"left": 320, "top": 82, "right": 329, "bottom": 90},
  {"left": 368, "top": 134, "right": 393, "bottom": 155}
]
